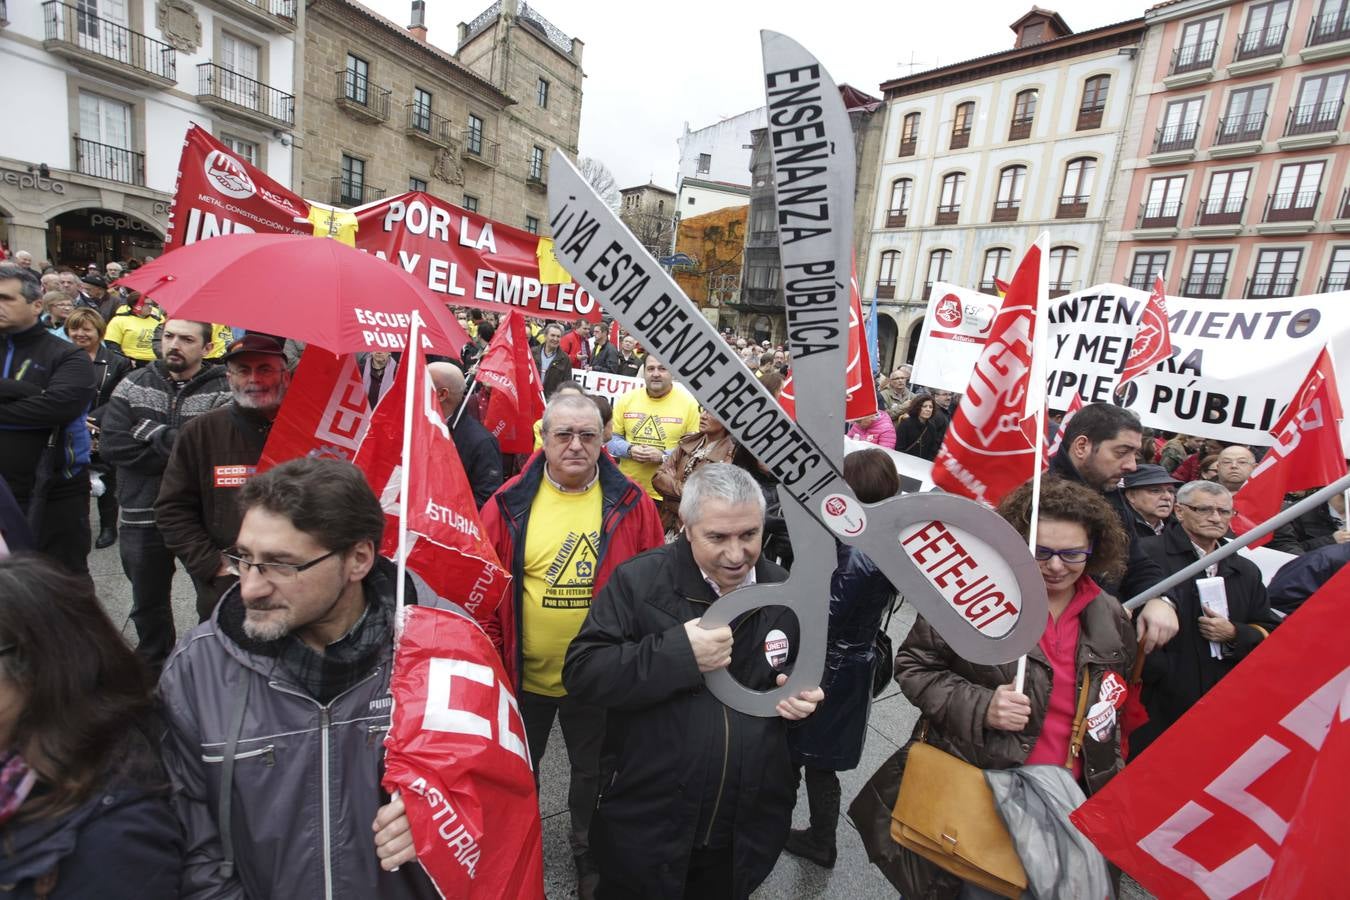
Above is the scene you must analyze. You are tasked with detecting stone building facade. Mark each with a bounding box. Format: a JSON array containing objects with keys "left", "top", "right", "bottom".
[
  {"left": 618, "top": 182, "right": 676, "bottom": 259},
  {"left": 301, "top": 0, "right": 581, "bottom": 235}
]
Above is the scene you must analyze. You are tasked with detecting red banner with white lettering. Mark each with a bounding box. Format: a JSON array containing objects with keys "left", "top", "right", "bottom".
[
  {"left": 932, "top": 243, "right": 1044, "bottom": 505},
  {"left": 256, "top": 348, "right": 371, "bottom": 473},
  {"left": 478, "top": 310, "right": 545, "bottom": 455},
  {"left": 165, "top": 124, "right": 311, "bottom": 251},
  {"left": 1070, "top": 565, "right": 1350, "bottom": 899},
  {"left": 352, "top": 334, "right": 510, "bottom": 623},
  {"left": 383, "top": 604, "right": 544, "bottom": 899},
  {"left": 1232, "top": 346, "right": 1346, "bottom": 545},
  {"left": 779, "top": 262, "right": 876, "bottom": 420},
  {"left": 1116, "top": 274, "right": 1173, "bottom": 392}
]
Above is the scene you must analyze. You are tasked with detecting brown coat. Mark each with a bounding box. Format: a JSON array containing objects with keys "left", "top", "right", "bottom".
[
  {"left": 650, "top": 431, "right": 735, "bottom": 531},
  {"left": 850, "top": 588, "right": 1135, "bottom": 898}
]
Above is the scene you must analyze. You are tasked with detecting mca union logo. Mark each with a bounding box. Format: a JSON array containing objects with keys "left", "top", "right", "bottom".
[{"left": 205, "top": 150, "right": 257, "bottom": 200}]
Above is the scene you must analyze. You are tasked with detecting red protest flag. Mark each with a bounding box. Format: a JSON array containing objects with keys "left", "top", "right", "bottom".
[
  {"left": 1069, "top": 565, "right": 1350, "bottom": 899},
  {"left": 257, "top": 349, "right": 370, "bottom": 473},
  {"left": 353, "top": 333, "right": 510, "bottom": 624},
  {"left": 1116, "top": 274, "right": 1173, "bottom": 393},
  {"left": 779, "top": 261, "right": 875, "bottom": 421},
  {"left": 382, "top": 605, "right": 544, "bottom": 899},
  {"left": 478, "top": 310, "right": 545, "bottom": 455},
  {"left": 932, "top": 241, "right": 1045, "bottom": 505},
  {"left": 608, "top": 319, "right": 620, "bottom": 349},
  {"left": 1231, "top": 346, "right": 1347, "bottom": 545}
]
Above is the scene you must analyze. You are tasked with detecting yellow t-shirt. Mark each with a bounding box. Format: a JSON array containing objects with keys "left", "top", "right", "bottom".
[
  {"left": 205, "top": 324, "right": 235, "bottom": 359},
  {"left": 520, "top": 477, "right": 603, "bottom": 697},
  {"left": 104, "top": 308, "right": 164, "bottom": 362},
  {"left": 612, "top": 385, "right": 701, "bottom": 498},
  {"left": 532, "top": 418, "right": 544, "bottom": 451}
]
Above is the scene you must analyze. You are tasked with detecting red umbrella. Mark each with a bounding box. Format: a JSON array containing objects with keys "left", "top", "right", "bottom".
[{"left": 116, "top": 233, "right": 471, "bottom": 357}]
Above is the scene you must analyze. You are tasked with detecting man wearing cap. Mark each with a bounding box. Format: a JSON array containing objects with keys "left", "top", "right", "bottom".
[
  {"left": 76, "top": 273, "right": 107, "bottom": 311},
  {"left": 1122, "top": 464, "right": 1182, "bottom": 538},
  {"left": 156, "top": 333, "right": 291, "bottom": 620}
]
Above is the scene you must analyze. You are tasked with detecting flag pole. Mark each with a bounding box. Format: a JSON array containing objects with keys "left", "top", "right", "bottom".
[
  {"left": 395, "top": 312, "right": 423, "bottom": 631},
  {"left": 452, "top": 376, "right": 478, "bottom": 429},
  {"left": 1015, "top": 235, "right": 1050, "bottom": 695}
]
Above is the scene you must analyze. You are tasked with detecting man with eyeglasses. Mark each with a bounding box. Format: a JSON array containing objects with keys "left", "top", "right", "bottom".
[
  {"left": 481, "top": 392, "right": 662, "bottom": 900},
  {"left": 158, "top": 457, "right": 458, "bottom": 899},
  {"left": 157, "top": 334, "right": 291, "bottom": 621},
  {"left": 1129, "top": 480, "right": 1280, "bottom": 758}
]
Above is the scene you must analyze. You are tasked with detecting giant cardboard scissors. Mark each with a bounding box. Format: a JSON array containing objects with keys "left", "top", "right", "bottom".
[{"left": 547, "top": 33, "right": 1047, "bottom": 716}]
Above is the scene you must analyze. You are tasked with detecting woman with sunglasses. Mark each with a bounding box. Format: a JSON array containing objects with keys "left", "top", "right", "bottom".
[{"left": 868, "top": 478, "right": 1135, "bottom": 897}]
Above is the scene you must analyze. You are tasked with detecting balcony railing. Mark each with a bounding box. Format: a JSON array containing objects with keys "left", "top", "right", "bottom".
[
  {"left": 1126, "top": 275, "right": 1157, "bottom": 291},
  {"left": 1170, "top": 39, "right": 1218, "bottom": 75},
  {"left": 73, "top": 136, "right": 145, "bottom": 185},
  {"left": 1154, "top": 121, "right": 1199, "bottom": 153},
  {"left": 875, "top": 282, "right": 896, "bottom": 299},
  {"left": 43, "top": 1, "right": 176, "bottom": 83},
  {"left": 949, "top": 127, "right": 970, "bottom": 150},
  {"left": 1076, "top": 103, "right": 1104, "bottom": 131},
  {"left": 977, "top": 280, "right": 1002, "bottom": 296},
  {"left": 934, "top": 204, "right": 960, "bottom": 226},
  {"left": 1263, "top": 189, "right": 1320, "bottom": 222},
  {"left": 991, "top": 199, "right": 1020, "bottom": 223},
  {"left": 1319, "top": 273, "right": 1349, "bottom": 292},
  {"left": 1138, "top": 200, "right": 1182, "bottom": 229},
  {"left": 527, "top": 159, "right": 547, "bottom": 187},
  {"left": 1284, "top": 99, "right": 1344, "bottom": 136},
  {"left": 1195, "top": 194, "right": 1247, "bottom": 226},
  {"left": 1056, "top": 194, "right": 1089, "bottom": 219},
  {"left": 897, "top": 136, "right": 917, "bottom": 157},
  {"left": 1048, "top": 280, "right": 1076, "bottom": 299},
  {"left": 462, "top": 130, "right": 499, "bottom": 166},
  {"left": 405, "top": 103, "right": 452, "bottom": 147},
  {"left": 335, "top": 69, "right": 390, "bottom": 121},
  {"left": 1182, "top": 274, "right": 1227, "bottom": 298},
  {"left": 1234, "top": 23, "right": 1286, "bottom": 60},
  {"left": 1245, "top": 274, "right": 1298, "bottom": 298},
  {"left": 1008, "top": 116, "right": 1033, "bottom": 141},
  {"left": 197, "top": 63, "right": 294, "bottom": 126},
  {"left": 1307, "top": 8, "right": 1350, "bottom": 46},
  {"left": 885, "top": 209, "right": 908, "bottom": 228},
  {"left": 330, "top": 176, "right": 385, "bottom": 208},
  {"left": 1215, "top": 111, "right": 1266, "bottom": 145}
]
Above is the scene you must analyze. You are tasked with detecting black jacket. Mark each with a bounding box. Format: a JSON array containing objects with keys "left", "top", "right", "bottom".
[
  {"left": 1047, "top": 450, "right": 1165, "bottom": 603},
  {"left": 1131, "top": 526, "right": 1280, "bottom": 757},
  {"left": 88, "top": 345, "right": 131, "bottom": 416},
  {"left": 531, "top": 345, "right": 573, "bottom": 398},
  {"left": 1269, "top": 501, "right": 1341, "bottom": 555},
  {"left": 0, "top": 322, "right": 96, "bottom": 504},
  {"left": 1267, "top": 542, "right": 1350, "bottom": 616},
  {"left": 615, "top": 352, "right": 642, "bottom": 378},
  {"left": 591, "top": 342, "right": 622, "bottom": 374},
  {"left": 563, "top": 538, "right": 797, "bottom": 900},
  {"left": 894, "top": 415, "right": 940, "bottom": 459},
  {"left": 450, "top": 410, "right": 502, "bottom": 508}
]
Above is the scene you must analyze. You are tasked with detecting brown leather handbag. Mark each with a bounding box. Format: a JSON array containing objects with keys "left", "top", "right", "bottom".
[{"left": 889, "top": 675, "right": 1092, "bottom": 898}]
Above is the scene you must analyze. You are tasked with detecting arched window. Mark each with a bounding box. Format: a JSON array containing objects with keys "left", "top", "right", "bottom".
[
  {"left": 981, "top": 247, "right": 1011, "bottom": 294},
  {"left": 887, "top": 179, "right": 912, "bottom": 227},
  {"left": 925, "top": 249, "right": 952, "bottom": 299},
  {"left": 1010, "top": 89, "right": 1038, "bottom": 139},
  {"left": 951, "top": 101, "right": 975, "bottom": 149},
  {"left": 994, "top": 165, "right": 1027, "bottom": 220},
  {"left": 1060, "top": 157, "right": 1096, "bottom": 211},
  {"left": 936, "top": 173, "right": 964, "bottom": 224},
  {"left": 899, "top": 112, "right": 921, "bottom": 156},
  {"left": 1049, "top": 246, "right": 1079, "bottom": 296},
  {"left": 1078, "top": 75, "right": 1110, "bottom": 129},
  {"left": 877, "top": 250, "right": 901, "bottom": 298}
]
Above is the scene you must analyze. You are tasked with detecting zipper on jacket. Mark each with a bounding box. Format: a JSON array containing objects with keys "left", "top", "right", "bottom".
[
  {"left": 702, "top": 705, "right": 731, "bottom": 847},
  {"left": 201, "top": 744, "right": 275, "bottom": 765}
]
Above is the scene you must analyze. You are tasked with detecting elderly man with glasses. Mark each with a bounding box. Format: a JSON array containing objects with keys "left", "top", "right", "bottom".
[
  {"left": 480, "top": 391, "right": 663, "bottom": 900},
  {"left": 1129, "top": 479, "right": 1281, "bottom": 758}
]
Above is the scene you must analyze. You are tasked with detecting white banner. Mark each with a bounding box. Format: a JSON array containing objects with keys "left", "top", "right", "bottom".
[
  {"left": 911, "top": 282, "right": 1350, "bottom": 448},
  {"left": 573, "top": 369, "right": 644, "bottom": 406}
]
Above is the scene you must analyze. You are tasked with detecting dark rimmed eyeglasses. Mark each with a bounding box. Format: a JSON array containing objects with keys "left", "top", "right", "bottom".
[
  {"left": 221, "top": 549, "right": 340, "bottom": 582},
  {"left": 1033, "top": 545, "right": 1094, "bottom": 564}
]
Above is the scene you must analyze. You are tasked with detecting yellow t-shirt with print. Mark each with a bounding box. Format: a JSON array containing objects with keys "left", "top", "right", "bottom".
[
  {"left": 521, "top": 477, "right": 603, "bottom": 697},
  {"left": 612, "top": 385, "right": 701, "bottom": 498},
  {"left": 104, "top": 308, "right": 164, "bottom": 362},
  {"left": 205, "top": 324, "right": 235, "bottom": 359}
]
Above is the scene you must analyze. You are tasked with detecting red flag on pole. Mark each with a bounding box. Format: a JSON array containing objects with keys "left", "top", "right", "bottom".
[
  {"left": 608, "top": 319, "right": 620, "bottom": 349},
  {"left": 352, "top": 336, "right": 510, "bottom": 624},
  {"left": 478, "top": 310, "right": 545, "bottom": 455},
  {"left": 932, "top": 241, "right": 1046, "bottom": 505},
  {"left": 1231, "top": 346, "right": 1347, "bottom": 546},
  {"left": 382, "top": 604, "right": 544, "bottom": 899},
  {"left": 257, "top": 348, "right": 371, "bottom": 472},
  {"left": 779, "top": 261, "right": 875, "bottom": 420},
  {"left": 1070, "top": 565, "right": 1350, "bottom": 899},
  {"left": 1116, "top": 274, "right": 1173, "bottom": 393}
]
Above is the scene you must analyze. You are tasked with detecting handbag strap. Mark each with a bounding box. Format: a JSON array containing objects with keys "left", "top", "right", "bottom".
[{"left": 1065, "top": 670, "right": 1092, "bottom": 769}]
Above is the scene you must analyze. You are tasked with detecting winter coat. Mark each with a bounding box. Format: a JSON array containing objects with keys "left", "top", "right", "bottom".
[
  {"left": 158, "top": 557, "right": 452, "bottom": 900},
  {"left": 789, "top": 544, "right": 895, "bottom": 771},
  {"left": 562, "top": 538, "right": 798, "bottom": 900},
  {"left": 0, "top": 322, "right": 96, "bottom": 505},
  {"left": 1130, "top": 527, "right": 1281, "bottom": 757},
  {"left": 531, "top": 345, "right": 573, "bottom": 398},
  {"left": 450, "top": 411, "right": 503, "bottom": 509},
  {"left": 615, "top": 352, "right": 643, "bottom": 378},
  {"left": 155, "top": 403, "right": 271, "bottom": 580},
  {"left": 1269, "top": 501, "right": 1342, "bottom": 555},
  {"left": 651, "top": 431, "right": 736, "bottom": 530},
  {"left": 847, "top": 414, "right": 896, "bottom": 449},
  {"left": 87, "top": 345, "right": 131, "bottom": 416},
  {"left": 852, "top": 586, "right": 1135, "bottom": 898},
  {"left": 98, "top": 362, "right": 229, "bottom": 527},
  {"left": 479, "top": 450, "right": 663, "bottom": 692},
  {"left": 1268, "top": 542, "right": 1350, "bottom": 615},
  {"left": 894, "top": 415, "right": 942, "bottom": 460},
  {"left": 590, "top": 342, "right": 622, "bottom": 374}
]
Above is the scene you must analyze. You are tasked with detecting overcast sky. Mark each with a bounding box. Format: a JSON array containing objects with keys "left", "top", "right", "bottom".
[{"left": 364, "top": 0, "right": 1148, "bottom": 189}]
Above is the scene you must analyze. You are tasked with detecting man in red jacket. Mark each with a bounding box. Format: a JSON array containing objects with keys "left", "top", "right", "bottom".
[{"left": 480, "top": 392, "right": 661, "bottom": 900}]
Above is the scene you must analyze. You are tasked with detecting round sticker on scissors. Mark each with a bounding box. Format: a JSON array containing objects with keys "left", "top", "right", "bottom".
[
  {"left": 764, "top": 629, "right": 790, "bottom": 669},
  {"left": 821, "top": 493, "right": 866, "bottom": 537}
]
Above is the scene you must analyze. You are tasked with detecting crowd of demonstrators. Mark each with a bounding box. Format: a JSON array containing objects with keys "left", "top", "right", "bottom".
[{"left": 607, "top": 355, "right": 701, "bottom": 500}]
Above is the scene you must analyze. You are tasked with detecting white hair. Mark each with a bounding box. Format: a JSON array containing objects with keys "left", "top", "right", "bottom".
[
  {"left": 678, "top": 463, "right": 765, "bottom": 527},
  {"left": 1176, "top": 480, "right": 1230, "bottom": 506}
]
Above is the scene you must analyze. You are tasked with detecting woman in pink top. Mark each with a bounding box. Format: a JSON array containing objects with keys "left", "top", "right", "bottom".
[
  {"left": 873, "top": 478, "right": 1136, "bottom": 898},
  {"left": 845, "top": 411, "right": 896, "bottom": 449}
]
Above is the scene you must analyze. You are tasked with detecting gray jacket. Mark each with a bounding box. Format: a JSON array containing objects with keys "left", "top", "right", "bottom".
[{"left": 159, "top": 559, "right": 460, "bottom": 900}]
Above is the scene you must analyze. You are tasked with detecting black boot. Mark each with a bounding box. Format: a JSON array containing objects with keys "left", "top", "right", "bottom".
[
  {"left": 785, "top": 766, "right": 840, "bottom": 868},
  {"left": 95, "top": 524, "right": 118, "bottom": 549},
  {"left": 785, "top": 827, "right": 837, "bottom": 868}
]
